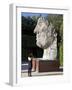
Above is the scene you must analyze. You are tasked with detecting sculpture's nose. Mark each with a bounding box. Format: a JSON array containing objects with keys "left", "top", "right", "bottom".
[
  {"left": 34, "top": 28, "right": 36, "bottom": 33},
  {"left": 34, "top": 26, "right": 38, "bottom": 34}
]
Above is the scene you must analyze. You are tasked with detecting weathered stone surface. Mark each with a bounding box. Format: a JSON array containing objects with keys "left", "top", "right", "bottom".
[{"left": 34, "top": 17, "right": 57, "bottom": 60}]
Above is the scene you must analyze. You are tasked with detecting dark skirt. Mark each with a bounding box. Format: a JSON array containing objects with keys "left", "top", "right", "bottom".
[{"left": 28, "top": 60, "right": 32, "bottom": 70}]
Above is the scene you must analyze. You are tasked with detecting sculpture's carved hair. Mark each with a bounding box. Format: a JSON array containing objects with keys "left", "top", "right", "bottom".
[{"left": 38, "top": 17, "right": 49, "bottom": 26}]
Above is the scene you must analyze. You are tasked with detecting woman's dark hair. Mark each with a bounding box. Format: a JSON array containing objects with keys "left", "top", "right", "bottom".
[{"left": 28, "top": 53, "right": 33, "bottom": 58}]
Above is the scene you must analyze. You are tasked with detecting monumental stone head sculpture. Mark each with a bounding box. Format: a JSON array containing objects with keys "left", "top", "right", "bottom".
[{"left": 34, "top": 17, "right": 57, "bottom": 49}]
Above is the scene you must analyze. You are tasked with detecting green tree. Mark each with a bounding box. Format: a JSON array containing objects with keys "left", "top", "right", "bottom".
[{"left": 46, "top": 14, "right": 63, "bottom": 66}]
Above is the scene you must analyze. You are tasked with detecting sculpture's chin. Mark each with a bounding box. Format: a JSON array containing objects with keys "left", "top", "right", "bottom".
[
  {"left": 36, "top": 42, "right": 50, "bottom": 49},
  {"left": 36, "top": 42, "right": 41, "bottom": 48}
]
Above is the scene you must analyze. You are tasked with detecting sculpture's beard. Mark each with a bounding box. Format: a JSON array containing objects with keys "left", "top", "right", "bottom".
[
  {"left": 36, "top": 41, "right": 48, "bottom": 49},
  {"left": 36, "top": 33, "right": 54, "bottom": 49},
  {"left": 36, "top": 39, "right": 52, "bottom": 49},
  {"left": 36, "top": 40, "right": 46, "bottom": 49}
]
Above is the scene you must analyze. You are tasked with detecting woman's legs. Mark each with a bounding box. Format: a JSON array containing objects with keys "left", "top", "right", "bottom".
[{"left": 28, "top": 68, "right": 32, "bottom": 76}]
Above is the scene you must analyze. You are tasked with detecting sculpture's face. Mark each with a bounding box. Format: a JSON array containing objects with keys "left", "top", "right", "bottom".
[
  {"left": 36, "top": 31, "right": 48, "bottom": 48},
  {"left": 34, "top": 17, "right": 56, "bottom": 49}
]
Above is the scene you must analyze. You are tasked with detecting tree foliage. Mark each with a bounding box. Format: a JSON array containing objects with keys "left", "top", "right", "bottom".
[
  {"left": 22, "top": 16, "right": 37, "bottom": 36},
  {"left": 46, "top": 14, "right": 63, "bottom": 65}
]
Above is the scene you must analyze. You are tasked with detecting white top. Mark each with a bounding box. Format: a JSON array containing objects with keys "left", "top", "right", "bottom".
[{"left": 28, "top": 57, "right": 31, "bottom": 61}]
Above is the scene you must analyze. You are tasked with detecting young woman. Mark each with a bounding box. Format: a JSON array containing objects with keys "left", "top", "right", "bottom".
[{"left": 28, "top": 53, "right": 33, "bottom": 77}]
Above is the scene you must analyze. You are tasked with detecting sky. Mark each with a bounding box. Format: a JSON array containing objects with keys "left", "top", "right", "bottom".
[{"left": 21, "top": 12, "right": 48, "bottom": 17}]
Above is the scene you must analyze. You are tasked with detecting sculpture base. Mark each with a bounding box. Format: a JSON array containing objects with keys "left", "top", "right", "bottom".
[{"left": 36, "top": 60, "right": 60, "bottom": 72}]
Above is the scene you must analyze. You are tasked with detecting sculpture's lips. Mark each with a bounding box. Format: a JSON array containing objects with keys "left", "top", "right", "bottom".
[
  {"left": 36, "top": 37, "right": 41, "bottom": 41},
  {"left": 36, "top": 37, "right": 37, "bottom": 41}
]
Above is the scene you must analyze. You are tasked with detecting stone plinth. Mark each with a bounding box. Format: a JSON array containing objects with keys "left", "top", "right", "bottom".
[
  {"left": 33, "top": 58, "right": 60, "bottom": 72},
  {"left": 38, "top": 60, "right": 60, "bottom": 72}
]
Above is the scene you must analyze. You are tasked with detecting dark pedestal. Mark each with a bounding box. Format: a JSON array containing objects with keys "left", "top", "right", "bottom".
[{"left": 37, "top": 60, "right": 60, "bottom": 72}]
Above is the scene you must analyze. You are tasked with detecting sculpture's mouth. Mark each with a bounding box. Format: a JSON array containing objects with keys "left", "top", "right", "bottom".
[{"left": 36, "top": 36, "right": 37, "bottom": 41}]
